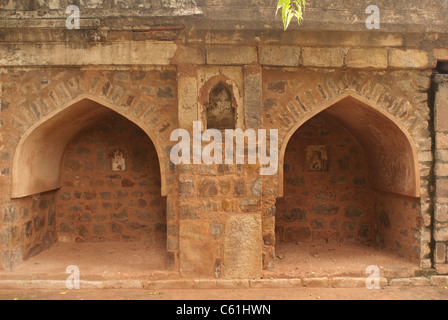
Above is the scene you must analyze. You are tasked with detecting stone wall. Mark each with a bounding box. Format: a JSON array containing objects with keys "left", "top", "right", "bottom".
[
  {"left": 0, "top": 67, "right": 179, "bottom": 271},
  {"left": 57, "top": 111, "right": 166, "bottom": 243},
  {"left": 0, "top": 0, "right": 447, "bottom": 276},
  {"left": 434, "top": 74, "right": 448, "bottom": 274},
  {"left": 374, "top": 191, "right": 421, "bottom": 262},
  {"left": 263, "top": 67, "right": 432, "bottom": 267},
  {"left": 0, "top": 191, "right": 57, "bottom": 271},
  {"left": 276, "top": 113, "right": 375, "bottom": 243}
]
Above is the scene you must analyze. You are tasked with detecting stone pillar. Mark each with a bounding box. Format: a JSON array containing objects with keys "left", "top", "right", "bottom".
[
  {"left": 434, "top": 74, "right": 448, "bottom": 274},
  {"left": 243, "top": 64, "right": 263, "bottom": 128},
  {"left": 174, "top": 62, "right": 267, "bottom": 279}
]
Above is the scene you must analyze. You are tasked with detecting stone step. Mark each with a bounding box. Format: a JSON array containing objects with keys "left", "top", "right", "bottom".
[{"left": 0, "top": 276, "right": 447, "bottom": 290}]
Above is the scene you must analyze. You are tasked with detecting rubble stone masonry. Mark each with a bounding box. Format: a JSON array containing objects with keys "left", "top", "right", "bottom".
[{"left": 0, "top": 0, "right": 447, "bottom": 278}]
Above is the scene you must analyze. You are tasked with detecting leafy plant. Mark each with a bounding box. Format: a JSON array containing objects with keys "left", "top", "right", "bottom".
[{"left": 276, "top": 0, "right": 306, "bottom": 30}]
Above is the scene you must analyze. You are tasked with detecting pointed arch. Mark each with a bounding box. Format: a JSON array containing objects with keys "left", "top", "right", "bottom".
[
  {"left": 278, "top": 91, "right": 420, "bottom": 198},
  {"left": 12, "top": 94, "right": 166, "bottom": 198}
]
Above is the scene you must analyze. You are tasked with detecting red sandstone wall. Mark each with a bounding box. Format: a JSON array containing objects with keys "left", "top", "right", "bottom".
[
  {"left": 56, "top": 111, "right": 166, "bottom": 243},
  {"left": 276, "top": 112, "right": 421, "bottom": 261},
  {"left": 374, "top": 191, "right": 421, "bottom": 262},
  {"left": 276, "top": 113, "right": 376, "bottom": 243}
]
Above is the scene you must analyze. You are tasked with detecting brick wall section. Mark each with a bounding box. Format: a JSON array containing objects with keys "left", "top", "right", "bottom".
[
  {"left": 434, "top": 74, "right": 448, "bottom": 274},
  {"left": 57, "top": 111, "right": 166, "bottom": 243}
]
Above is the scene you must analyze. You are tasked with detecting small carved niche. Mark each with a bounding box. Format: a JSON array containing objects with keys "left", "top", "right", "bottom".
[
  {"left": 110, "top": 149, "right": 126, "bottom": 172},
  {"left": 206, "top": 84, "right": 235, "bottom": 130},
  {"left": 305, "top": 145, "right": 328, "bottom": 171}
]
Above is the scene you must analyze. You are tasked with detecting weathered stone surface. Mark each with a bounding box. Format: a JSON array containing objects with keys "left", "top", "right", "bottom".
[
  {"left": 345, "top": 48, "right": 387, "bottom": 69},
  {"left": 180, "top": 221, "right": 210, "bottom": 241},
  {"left": 344, "top": 206, "right": 364, "bottom": 220},
  {"left": 172, "top": 46, "right": 205, "bottom": 65},
  {"left": 0, "top": 247, "right": 24, "bottom": 272},
  {"left": 179, "top": 241, "right": 214, "bottom": 277},
  {"left": 312, "top": 203, "right": 339, "bottom": 216},
  {"left": 179, "top": 178, "right": 195, "bottom": 196},
  {"left": 234, "top": 179, "right": 246, "bottom": 197},
  {"left": 282, "top": 208, "right": 307, "bottom": 222},
  {"left": 198, "top": 178, "right": 218, "bottom": 197},
  {"left": 259, "top": 46, "right": 300, "bottom": 67},
  {"left": 434, "top": 49, "right": 448, "bottom": 60},
  {"left": 0, "top": 42, "right": 178, "bottom": 66},
  {"left": 435, "top": 242, "right": 447, "bottom": 263},
  {"left": 206, "top": 46, "right": 257, "bottom": 65},
  {"left": 224, "top": 214, "right": 262, "bottom": 279},
  {"left": 435, "top": 82, "right": 448, "bottom": 132},
  {"left": 244, "top": 65, "right": 262, "bottom": 128},
  {"left": 302, "top": 48, "right": 345, "bottom": 67},
  {"left": 388, "top": 49, "right": 429, "bottom": 69}
]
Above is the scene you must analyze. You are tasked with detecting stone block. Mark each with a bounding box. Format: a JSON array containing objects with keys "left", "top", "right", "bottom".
[
  {"left": 244, "top": 65, "right": 263, "bottom": 128},
  {"left": 206, "top": 45, "right": 257, "bottom": 65},
  {"left": 179, "top": 221, "right": 210, "bottom": 241},
  {"left": 179, "top": 178, "right": 195, "bottom": 197},
  {"left": 434, "top": 48, "right": 448, "bottom": 61},
  {"left": 434, "top": 227, "right": 448, "bottom": 241},
  {"left": 0, "top": 247, "right": 23, "bottom": 272},
  {"left": 330, "top": 277, "right": 367, "bottom": 288},
  {"left": 249, "top": 278, "right": 302, "bottom": 288},
  {"left": 302, "top": 47, "right": 345, "bottom": 68},
  {"left": 179, "top": 241, "right": 215, "bottom": 277},
  {"left": 435, "top": 242, "right": 447, "bottom": 263},
  {"left": 0, "top": 42, "right": 179, "bottom": 66},
  {"left": 388, "top": 49, "right": 429, "bottom": 69},
  {"left": 435, "top": 83, "right": 448, "bottom": 132},
  {"left": 224, "top": 214, "right": 262, "bottom": 279},
  {"left": 172, "top": 46, "right": 205, "bottom": 65},
  {"left": 435, "top": 203, "right": 448, "bottom": 222},
  {"left": 437, "top": 178, "right": 448, "bottom": 202},
  {"left": 198, "top": 178, "right": 218, "bottom": 197},
  {"left": 302, "top": 277, "right": 329, "bottom": 287},
  {"left": 388, "top": 277, "right": 430, "bottom": 287},
  {"left": 436, "top": 132, "right": 448, "bottom": 149},
  {"left": 345, "top": 48, "right": 387, "bottom": 68},
  {"left": 436, "top": 163, "right": 448, "bottom": 177},
  {"left": 259, "top": 46, "right": 300, "bottom": 67}
]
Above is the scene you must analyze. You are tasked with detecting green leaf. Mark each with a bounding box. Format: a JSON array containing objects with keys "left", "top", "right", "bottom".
[{"left": 277, "top": 0, "right": 306, "bottom": 30}]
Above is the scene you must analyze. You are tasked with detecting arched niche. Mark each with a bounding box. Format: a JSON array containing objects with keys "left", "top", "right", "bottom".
[
  {"left": 278, "top": 92, "right": 420, "bottom": 198},
  {"left": 12, "top": 95, "right": 166, "bottom": 198},
  {"left": 206, "top": 83, "right": 236, "bottom": 130}
]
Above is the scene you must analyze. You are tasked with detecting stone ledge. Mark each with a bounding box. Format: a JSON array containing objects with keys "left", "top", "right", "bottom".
[{"left": 1, "top": 275, "right": 448, "bottom": 290}]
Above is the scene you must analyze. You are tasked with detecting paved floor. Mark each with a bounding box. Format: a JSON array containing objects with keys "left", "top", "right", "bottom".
[
  {"left": 0, "top": 241, "right": 420, "bottom": 282},
  {"left": 1, "top": 241, "right": 446, "bottom": 302}
]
